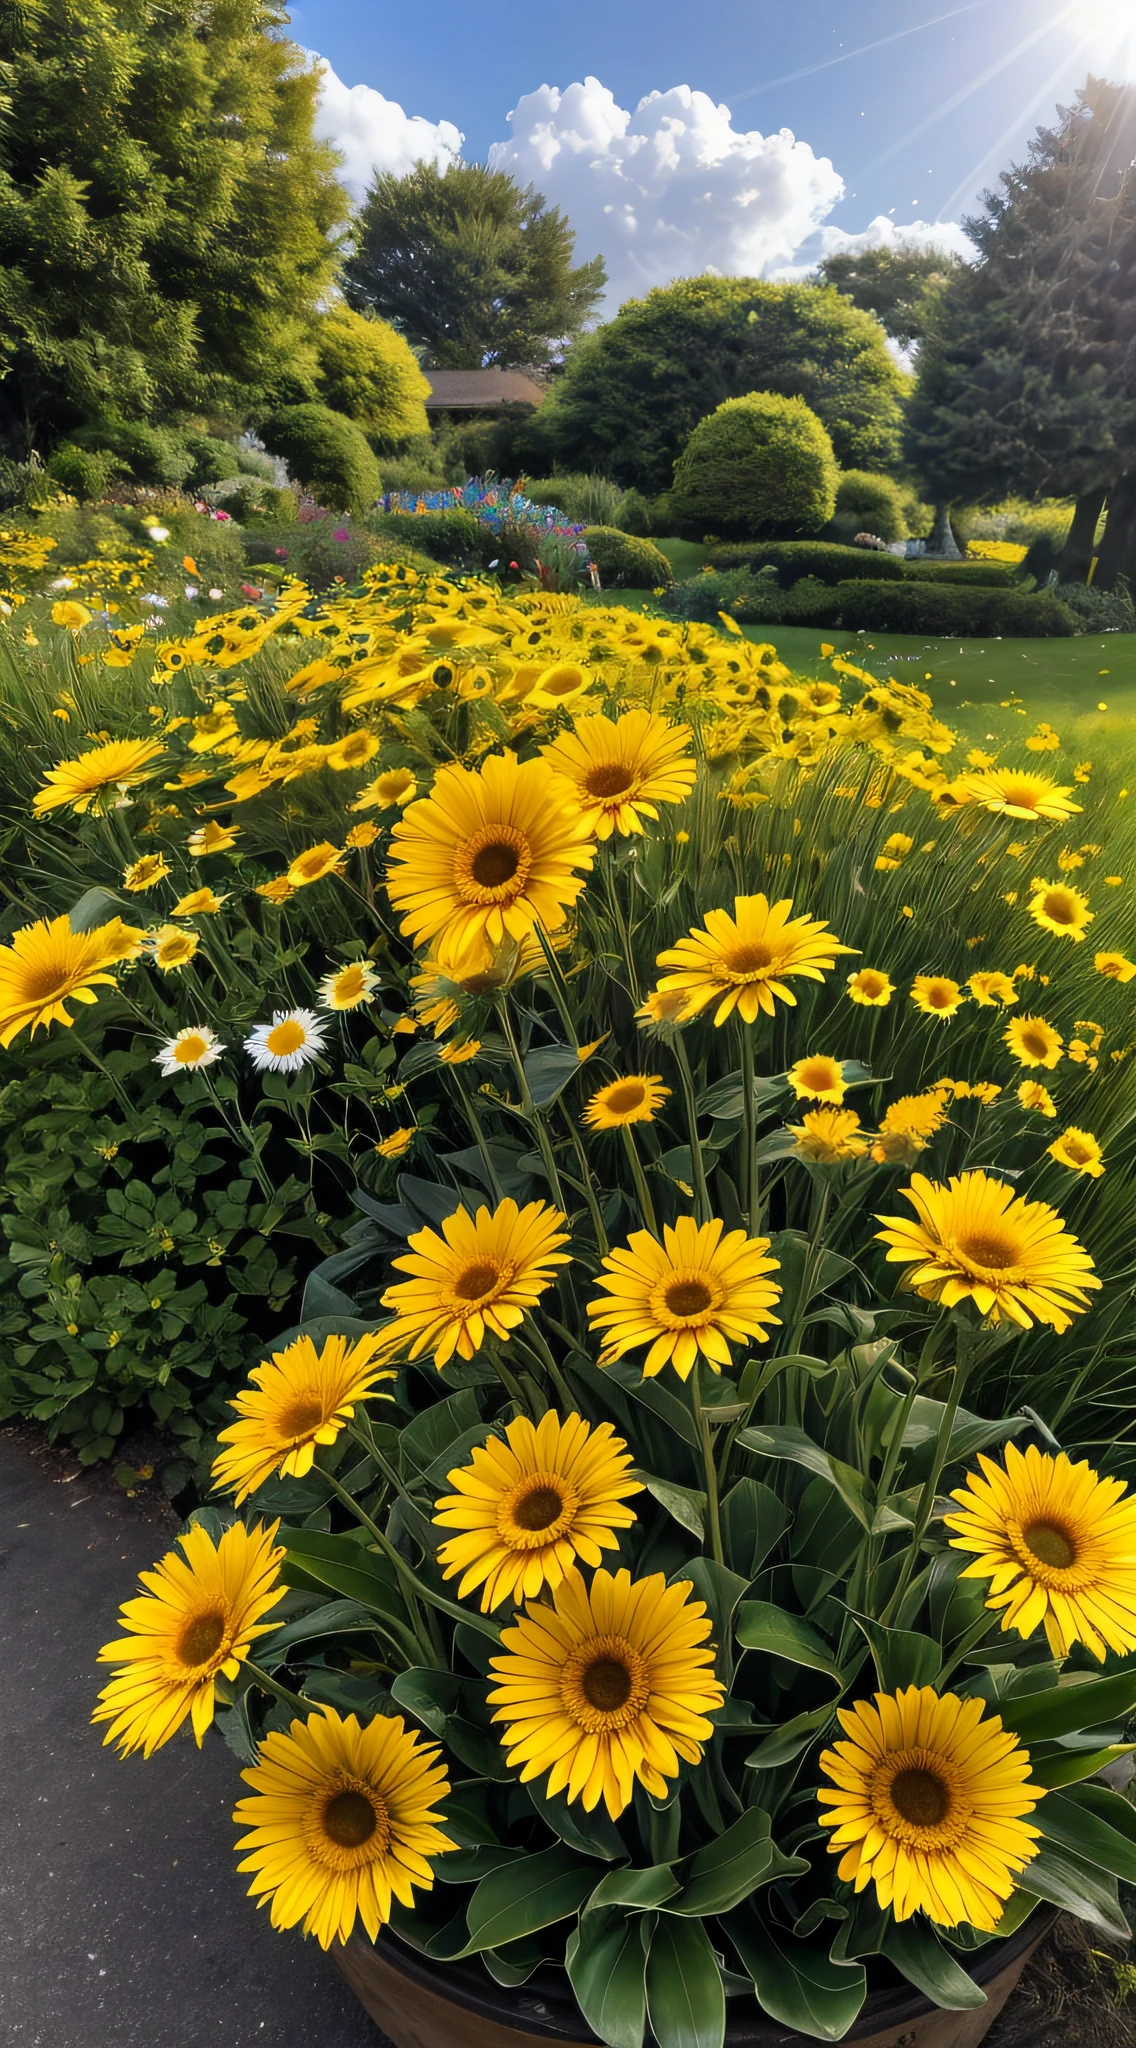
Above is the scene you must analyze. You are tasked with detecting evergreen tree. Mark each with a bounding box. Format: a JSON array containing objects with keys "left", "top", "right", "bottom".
[
  {"left": 906, "top": 79, "right": 1136, "bottom": 583},
  {"left": 0, "top": 0, "right": 347, "bottom": 452},
  {"left": 815, "top": 244, "right": 966, "bottom": 347},
  {"left": 343, "top": 161, "right": 607, "bottom": 371}
]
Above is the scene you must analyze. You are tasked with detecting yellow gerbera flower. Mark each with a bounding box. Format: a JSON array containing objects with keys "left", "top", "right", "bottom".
[
  {"left": 653, "top": 894, "right": 853, "bottom": 1028},
  {"left": 1004, "top": 1014, "right": 1063, "bottom": 1069},
  {"left": 351, "top": 765, "right": 418, "bottom": 812},
  {"left": 187, "top": 819, "right": 239, "bottom": 856},
  {"left": 318, "top": 960, "right": 380, "bottom": 1011},
  {"left": 789, "top": 1107, "right": 867, "bottom": 1162},
  {"left": 433, "top": 1410, "right": 642, "bottom": 1611},
  {"left": 93, "top": 1520, "right": 285, "bottom": 1756},
  {"left": 487, "top": 1566, "right": 724, "bottom": 1818},
  {"left": 968, "top": 971, "right": 1018, "bottom": 1007},
  {"left": 123, "top": 854, "right": 170, "bottom": 892},
  {"left": 847, "top": 968, "right": 893, "bottom": 1006},
  {"left": 385, "top": 752, "right": 595, "bottom": 967},
  {"left": 233, "top": 1707, "right": 454, "bottom": 1949},
  {"left": 584, "top": 1074, "right": 671, "bottom": 1129},
  {"left": 587, "top": 1215, "right": 781, "bottom": 1379},
  {"left": 346, "top": 821, "right": 379, "bottom": 848},
  {"left": 787, "top": 1054, "right": 846, "bottom": 1103},
  {"left": 375, "top": 1126, "right": 415, "bottom": 1159},
  {"left": 325, "top": 730, "right": 380, "bottom": 772},
  {"left": 149, "top": 925, "right": 200, "bottom": 972},
  {"left": 541, "top": 709, "right": 697, "bottom": 840},
  {"left": 33, "top": 736, "right": 165, "bottom": 816},
  {"left": 255, "top": 877, "right": 297, "bottom": 904},
  {"left": 0, "top": 913, "right": 136, "bottom": 1048},
  {"left": 875, "top": 1169, "right": 1100, "bottom": 1331},
  {"left": 1028, "top": 879, "right": 1092, "bottom": 941},
  {"left": 1094, "top": 950, "right": 1136, "bottom": 983},
  {"left": 910, "top": 974, "right": 964, "bottom": 1020},
  {"left": 818, "top": 1685, "right": 1042, "bottom": 1930},
  {"left": 286, "top": 842, "right": 344, "bottom": 888},
  {"left": 957, "top": 768, "right": 1081, "bottom": 823},
  {"left": 869, "top": 1091, "right": 948, "bottom": 1166},
  {"left": 1047, "top": 1126, "right": 1104, "bottom": 1178},
  {"left": 172, "top": 886, "right": 227, "bottom": 917},
  {"left": 946, "top": 1443, "right": 1136, "bottom": 1660},
  {"left": 1018, "top": 1080, "right": 1057, "bottom": 1117},
  {"left": 379, "top": 1197, "right": 571, "bottom": 1368},
  {"left": 52, "top": 598, "right": 92, "bottom": 631},
  {"left": 212, "top": 1332, "right": 396, "bottom": 1503}
]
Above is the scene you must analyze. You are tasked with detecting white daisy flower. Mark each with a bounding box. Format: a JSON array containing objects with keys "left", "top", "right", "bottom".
[
  {"left": 154, "top": 1027, "right": 224, "bottom": 1077},
  {"left": 244, "top": 1008, "right": 328, "bottom": 1073},
  {"left": 318, "top": 960, "right": 381, "bottom": 1011}
]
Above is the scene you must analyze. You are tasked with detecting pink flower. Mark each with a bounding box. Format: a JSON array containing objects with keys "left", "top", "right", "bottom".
[{"left": 333, "top": 527, "right": 349, "bottom": 542}]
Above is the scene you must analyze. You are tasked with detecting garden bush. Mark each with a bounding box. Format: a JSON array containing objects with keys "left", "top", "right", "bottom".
[
  {"left": 313, "top": 306, "right": 431, "bottom": 443},
  {"left": 707, "top": 539, "right": 906, "bottom": 582},
  {"left": 258, "top": 403, "right": 382, "bottom": 517},
  {"left": 45, "top": 444, "right": 125, "bottom": 501},
  {"left": 369, "top": 506, "right": 497, "bottom": 568},
  {"left": 827, "top": 578, "right": 1075, "bottom": 636},
  {"left": 245, "top": 519, "right": 437, "bottom": 588},
  {"left": 72, "top": 419, "right": 196, "bottom": 489},
  {"left": 671, "top": 391, "right": 839, "bottom": 540},
  {"left": 828, "top": 469, "right": 908, "bottom": 544},
  {"left": 526, "top": 472, "right": 625, "bottom": 527},
  {"left": 582, "top": 525, "right": 674, "bottom": 588},
  {"left": 1055, "top": 576, "right": 1136, "bottom": 633},
  {"left": 610, "top": 486, "right": 654, "bottom": 535}
]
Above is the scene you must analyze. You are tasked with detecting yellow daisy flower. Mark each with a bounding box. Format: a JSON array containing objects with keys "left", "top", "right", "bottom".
[
  {"left": 1018, "top": 1080, "right": 1057, "bottom": 1117},
  {"left": 172, "top": 887, "right": 227, "bottom": 917},
  {"left": 149, "top": 925, "right": 200, "bottom": 972},
  {"left": 818, "top": 1686, "right": 1041, "bottom": 1931},
  {"left": 255, "top": 877, "right": 297, "bottom": 904},
  {"left": 33, "top": 736, "right": 165, "bottom": 816},
  {"left": 787, "top": 1054, "right": 846, "bottom": 1103},
  {"left": 187, "top": 820, "right": 239, "bottom": 856},
  {"left": 345, "top": 821, "right": 380, "bottom": 848},
  {"left": 653, "top": 894, "right": 853, "bottom": 1028},
  {"left": 584, "top": 1074, "right": 671, "bottom": 1129},
  {"left": 212, "top": 1332, "right": 396, "bottom": 1503},
  {"left": 967, "top": 971, "right": 1018, "bottom": 1007},
  {"left": 233, "top": 1707, "right": 454, "bottom": 1949},
  {"left": 375, "top": 1127, "right": 415, "bottom": 1160},
  {"left": 910, "top": 974, "right": 964, "bottom": 1020},
  {"left": 875, "top": 1169, "right": 1100, "bottom": 1331},
  {"left": 847, "top": 968, "right": 893, "bottom": 1006},
  {"left": 1047, "top": 1126, "right": 1104, "bottom": 1178},
  {"left": 351, "top": 766, "right": 418, "bottom": 812},
  {"left": 123, "top": 854, "right": 170, "bottom": 892},
  {"left": 1094, "top": 951, "right": 1136, "bottom": 984},
  {"left": 0, "top": 914, "right": 138, "bottom": 1047},
  {"left": 487, "top": 1566, "right": 724, "bottom": 1818},
  {"left": 93, "top": 1520, "right": 285, "bottom": 1756},
  {"left": 875, "top": 832, "right": 914, "bottom": 872},
  {"left": 439, "top": 1037, "right": 480, "bottom": 1064},
  {"left": 1004, "top": 1014, "right": 1063, "bottom": 1069},
  {"left": 318, "top": 960, "right": 380, "bottom": 1011},
  {"left": 587, "top": 1215, "right": 781, "bottom": 1379},
  {"left": 957, "top": 768, "right": 1081, "bottom": 823},
  {"left": 325, "top": 731, "right": 380, "bottom": 772},
  {"left": 379, "top": 1197, "right": 571, "bottom": 1368},
  {"left": 541, "top": 709, "right": 697, "bottom": 840},
  {"left": 286, "top": 842, "right": 344, "bottom": 888},
  {"left": 946, "top": 1443, "right": 1136, "bottom": 1660},
  {"left": 1028, "top": 879, "right": 1092, "bottom": 941},
  {"left": 433, "top": 1410, "right": 642, "bottom": 1610},
  {"left": 789, "top": 1107, "right": 867, "bottom": 1162},
  {"left": 869, "top": 1091, "right": 948, "bottom": 1166}
]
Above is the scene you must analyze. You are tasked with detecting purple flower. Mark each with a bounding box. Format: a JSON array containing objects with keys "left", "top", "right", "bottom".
[{"left": 333, "top": 527, "right": 350, "bottom": 542}]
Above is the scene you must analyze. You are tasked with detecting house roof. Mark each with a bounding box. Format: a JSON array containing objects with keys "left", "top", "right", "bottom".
[{"left": 423, "top": 368, "right": 546, "bottom": 411}]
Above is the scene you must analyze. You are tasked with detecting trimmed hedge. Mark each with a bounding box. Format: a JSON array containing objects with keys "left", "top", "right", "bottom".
[
  {"left": 368, "top": 507, "right": 498, "bottom": 568},
  {"left": 704, "top": 540, "right": 1028, "bottom": 590},
  {"left": 661, "top": 570, "right": 1076, "bottom": 637},
  {"left": 671, "top": 392, "right": 839, "bottom": 540},
  {"left": 583, "top": 526, "right": 674, "bottom": 588},
  {"left": 830, "top": 470, "right": 908, "bottom": 544},
  {"left": 259, "top": 404, "right": 381, "bottom": 517}
]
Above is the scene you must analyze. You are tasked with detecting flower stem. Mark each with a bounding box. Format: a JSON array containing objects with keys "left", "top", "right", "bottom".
[
  {"left": 242, "top": 1658, "right": 307, "bottom": 1714},
  {"left": 673, "top": 1032, "right": 711, "bottom": 1225},
  {"left": 498, "top": 1001, "right": 569, "bottom": 1214},
  {"left": 691, "top": 1367, "right": 724, "bottom": 1569},
  {"left": 320, "top": 1466, "right": 500, "bottom": 1653},
  {"left": 739, "top": 1023, "right": 759, "bottom": 1236},
  {"left": 621, "top": 1125, "right": 658, "bottom": 1235}
]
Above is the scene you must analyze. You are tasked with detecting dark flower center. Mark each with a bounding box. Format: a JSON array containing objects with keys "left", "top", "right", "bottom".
[
  {"left": 454, "top": 1260, "right": 500, "bottom": 1302},
  {"left": 323, "top": 1790, "right": 378, "bottom": 1847},
  {"left": 178, "top": 1610, "right": 226, "bottom": 1667},
  {"left": 277, "top": 1397, "right": 325, "bottom": 1439},
  {"left": 890, "top": 1768, "right": 948, "bottom": 1827},
  {"left": 585, "top": 763, "right": 636, "bottom": 800},
  {"left": 960, "top": 1234, "right": 1016, "bottom": 1271},
  {"left": 665, "top": 1279, "right": 713, "bottom": 1318},
  {"left": 471, "top": 842, "right": 520, "bottom": 889},
  {"left": 514, "top": 1484, "right": 566, "bottom": 1533},
  {"left": 1024, "top": 1521, "right": 1076, "bottom": 1569},
  {"left": 605, "top": 1081, "right": 647, "bottom": 1115},
  {"left": 582, "top": 1655, "right": 633, "bottom": 1712}
]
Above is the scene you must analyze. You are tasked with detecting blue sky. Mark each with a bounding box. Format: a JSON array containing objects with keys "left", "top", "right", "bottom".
[{"left": 295, "top": 1, "right": 1135, "bottom": 304}]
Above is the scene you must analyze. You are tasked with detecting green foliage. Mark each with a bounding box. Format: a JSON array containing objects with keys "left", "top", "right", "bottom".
[
  {"left": 45, "top": 443, "right": 124, "bottom": 501},
  {"left": 259, "top": 405, "right": 382, "bottom": 517},
  {"left": 662, "top": 570, "right": 1074, "bottom": 635},
  {"left": 313, "top": 307, "right": 432, "bottom": 444},
  {"left": 0, "top": 0, "right": 346, "bottom": 452},
  {"left": 525, "top": 474, "right": 626, "bottom": 527},
  {"left": 672, "top": 394, "right": 839, "bottom": 541},
  {"left": 523, "top": 277, "right": 906, "bottom": 492},
  {"left": 73, "top": 418, "right": 195, "bottom": 488},
  {"left": 830, "top": 471, "right": 908, "bottom": 545},
  {"left": 815, "top": 243, "right": 967, "bottom": 346},
  {"left": 244, "top": 517, "right": 438, "bottom": 589},
  {"left": 955, "top": 497, "right": 1076, "bottom": 550},
  {"left": 344, "top": 160, "right": 606, "bottom": 371},
  {"left": 707, "top": 539, "right": 906, "bottom": 581},
  {"left": 583, "top": 526, "right": 674, "bottom": 590},
  {"left": 1055, "top": 577, "right": 1136, "bottom": 634},
  {"left": 368, "top": 507, "right": 498, "bottom": 569}
]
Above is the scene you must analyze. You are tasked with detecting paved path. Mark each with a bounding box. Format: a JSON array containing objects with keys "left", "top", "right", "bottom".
[{"left": 0, "top": 1433, "right": 386, "bottom": 2048}]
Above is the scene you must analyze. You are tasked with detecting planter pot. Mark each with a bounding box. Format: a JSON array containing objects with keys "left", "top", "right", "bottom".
[{"left": 332, "top": 1904, "right": 1058, "bottom": 2048}]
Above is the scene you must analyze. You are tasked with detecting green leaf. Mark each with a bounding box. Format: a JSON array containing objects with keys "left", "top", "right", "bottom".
[
  {"left": 389, "top": 1666, "right": 459, "bottom": 1737},
  {"left": 670, "top": 1806, "right": 807, "bottom": 1917},
  {"left": 524, "top": 1043, "right": 586, "bottom": 1108},
  {"left": 69, "top": 885, "right": 125, "bottom": 932},
  {"left": 737, "top": 1424, "right": 871, "bottom": 1530},
  {"left": 882, "top": 1920, "right": 987, "bottom": 2010},
  {"left": 527, "top": 1781, "right": 627, "bottom": 1862},
  {"left": 566, "top": 1907, "right": 648, "bottom": 2048},
  {"left": 1018, "top": 1840, "right": 1129, "bottom": 1938},
  {"left": 599, "top": 1355, "right": 699, "bottom": 1447},
  {"left": 673, "top": 1556, "right": 748, "bottom": 1655},
  {"left": 645, "top": 1914, "right": 725, "bottom": 2048},
  {"left": 720, "top": 1477, "right": 790, "bottom": 1579},
  {"left": 736, "top": 1602, "right": 844, "bottom": 1685},
  {"left": 464, "top": 1843, "right": 604, "bottom": 1954},
  {"left": 1038, "top": 1784, "right": 1136, "bottom": 1884},
  {"left": 745, "top": 1704, "right": 834, "bottom": 1770},
  {"left": 634, "top": 1469, "right": 706, "bottom": 1538},
  {"left": 587, "top": 1864, "right": 681, "bottom": 1912},
  {"left": 400, "top": 1387, "right": 483, "bottom": 1472},
  {"left": 724, "top": 1908, "right": 867, "bottom": 2042},
  {"left": 1003, "top": 1668, "right": 1136, "bottom": 1745},
  {"left": 850, "top": 1613, "right": 940, "bottom": 1692},
  {"left": 1029, "top": 1743, "right": 1136, "bottom": 1790}
]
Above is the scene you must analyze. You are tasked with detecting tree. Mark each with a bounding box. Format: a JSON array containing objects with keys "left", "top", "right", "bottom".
[
  {"left": 259, "top": 404, "right": 382, "bottom": 516},
  {"left": 905, "top": 80, "right": 1136, "bottom": 584},
  {"left": 0, "top": 0, "right": 347, "bottom": 453},
  {"left": 518, "top": 277, "right": 906, "bottom": 494},
  {"left": 313, "top": 307, "right": 431, "bottom": 444},
  {"left": 815, "top": 245, "right": 966, "bottom": 347},
  {"left": 343, "top": 162, "right": 606, "bottom": 371},
  {"left": 671, "top": 393, "right": 838, "bottom": 540}
]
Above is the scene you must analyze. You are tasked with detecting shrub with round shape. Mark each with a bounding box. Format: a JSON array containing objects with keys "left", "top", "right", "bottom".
[
  {"left": 259, "top": 404, "right": 382, "bottom": 517},
  {"left": 582, "top": 526, "right": 674, "bottom": 588},
  {"left": 829, "top": 469, "right": 909, "bottom": 544},
  {"left": 670, "top": 392, "right": 839, "bottom": 542}
]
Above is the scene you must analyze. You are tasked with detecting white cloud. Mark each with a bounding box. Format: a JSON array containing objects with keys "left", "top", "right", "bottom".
[
  {"left": 311, "top": 57, "right": 463, "bottom": 200},
  {"left": 487, "top": 77, "right": 845, "bottom": 307},
  {"left": 811, "top": 213, "right": 977, "bottom": 265}
]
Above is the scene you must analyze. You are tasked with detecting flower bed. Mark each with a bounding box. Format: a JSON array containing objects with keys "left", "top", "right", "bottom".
[{"left": 2, "top": 561, "right": 1135, "bottom": 2043}]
